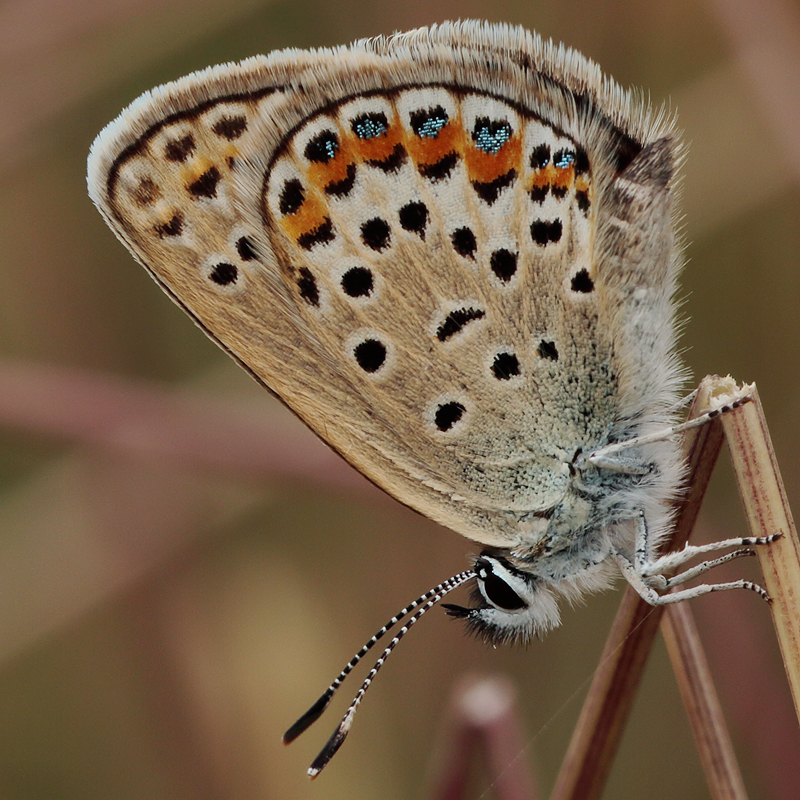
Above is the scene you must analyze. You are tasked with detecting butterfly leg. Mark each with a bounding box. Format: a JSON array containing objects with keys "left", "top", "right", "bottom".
[
  {"left": 615, "top": 511, "right": 779, "bottom": 605},
  {"left": 643, "top": 533, "right": 781, "bottom": 577},
  {"left": 668, "top": 388, "right": 699, "bottom": 413},
  {"left": 589, "top": 392, "right": 753, "bottom": 471}
]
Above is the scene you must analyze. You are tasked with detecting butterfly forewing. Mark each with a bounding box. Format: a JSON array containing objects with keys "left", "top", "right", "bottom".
[{"left": 88, "top": 23, "right": 681, "bottom": 548}]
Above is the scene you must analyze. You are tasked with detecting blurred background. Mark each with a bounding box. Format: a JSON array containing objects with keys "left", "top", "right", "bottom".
[{"left": 1, "top": 0, "right": 799, "bottom": 797}]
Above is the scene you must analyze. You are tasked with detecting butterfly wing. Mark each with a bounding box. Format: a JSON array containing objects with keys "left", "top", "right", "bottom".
[{"left": 88, "top": 22, "right": 683, "bottom": 548}]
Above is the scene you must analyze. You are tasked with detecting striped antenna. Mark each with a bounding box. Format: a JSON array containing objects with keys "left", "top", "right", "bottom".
[
  {"left": 283, "top": 569, "right": 475, "bottom": 746},
  {"left": 304, "top": 569, "right": 476, "bottom": 778}
]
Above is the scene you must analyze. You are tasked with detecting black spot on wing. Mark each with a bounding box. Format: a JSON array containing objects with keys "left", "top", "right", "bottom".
[
  {"left": 437, "top": 307, "right": 485, "bottom": 341},
  {"left": 530, "top": 220, "right": 562, "bottom": 245},
  {"left": 490, "top": 249, "right": 518, "bottom": 282},
  {"left": 236, "top": 236, "right": 257, "bottom": 261},
  {"left": 472, "top": 169, "right": 516, "bottom": 204},
  {"left": 492, "top": 352, "right": 520, "bottom": 380},
  {"left": 297, "top": 218, "right": 335, "bottom": 250},
  {"left": 361, "top": 218, "right": 391, "bottom": 251},
  {"left": 188, "top": 166, "right": 221, "bottom": 199},
  {"left": 325, "top": 163, "right": 356, "bottom": 197},
  {"left": 212, "top": 116, "right": 247, "bottom": 140},
  {"left": 354, "top": 339, "right": 386, "bottom": 373},
  {"left": 571, "top": 269, "right": 594, "bottom": 293},
  {"left": 341, "top": 267, "right": 373, "bottom": 298},
  {"left": 529, "top": 143, "right": 550, "bottom": 169},
  {"left": 279, "top": 179, "right": 305, "bottom": 216},
  {"left": 164, "top": 134, "right": 195, "bottom": 162},
  {"left": 537, "top": 340, "right": 558, "bottom": 361},
  {"left": 155, "top": 213, "right": 183, "bottom": 238},
  {"left": 451, "top": 227, "right": 477, "bottom": 259},
  {"left": 529, "top": 185, "right": 549, "bottom": 203},
  {"left": 435, "top": 402, "right": 465, "bottom": 431},
  {"left": 418, "top": 152, "right": 459, "bottom": 182},
  {"left": 210, "top": 263, "right": 238, "bottom": 286},
  {"left": 297, "top": 267, "right": 319, "bottom": 305},
  {"left": 574, "top": 147, "right": 590, "bottom": 175},
  {"left": 398, "top": 202, "right": 428, "bottom": 239}
]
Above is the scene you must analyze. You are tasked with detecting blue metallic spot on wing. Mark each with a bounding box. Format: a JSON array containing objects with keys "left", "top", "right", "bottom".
[{"left": 472, "top": 119, "right": 512, "bottom": 154}]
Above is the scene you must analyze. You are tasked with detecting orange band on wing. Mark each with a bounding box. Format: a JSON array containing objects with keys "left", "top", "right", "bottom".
[
  {"left": 464, "top": 135, "right": 522, "bottom": 184},
  {"left": 405, "top": 122, "right": 462, "bottom": 166},
  {"left": 349, "top": 116, "right": 404, "bottom": 162},
  {"left": 279, "top": 192, "right": 329, "bottom": 241},
  {"left": 306, "top": 138, "right": 354, "bottom": 190}
]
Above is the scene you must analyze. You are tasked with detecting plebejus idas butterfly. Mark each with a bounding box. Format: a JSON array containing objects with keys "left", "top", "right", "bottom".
[{"left": 88, "top": 21, "right": 775, "bottom": 775}]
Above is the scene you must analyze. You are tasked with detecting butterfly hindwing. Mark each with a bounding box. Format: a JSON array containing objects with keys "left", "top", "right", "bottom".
[{"left": 88, "top": 22, "right": 682, "bottom": 548}]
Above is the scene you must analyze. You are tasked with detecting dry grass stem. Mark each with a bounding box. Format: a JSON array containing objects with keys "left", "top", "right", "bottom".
[
  {"left": 721, "top": 384, "right": 800, "bottom": 720},
  {"left": 661, "top": 602, "right": 748, "bottom": 800}
]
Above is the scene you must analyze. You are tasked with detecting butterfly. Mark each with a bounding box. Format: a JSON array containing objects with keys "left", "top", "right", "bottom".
[{"left": 88, "top": 21, "right": 773, "bottom": 775}]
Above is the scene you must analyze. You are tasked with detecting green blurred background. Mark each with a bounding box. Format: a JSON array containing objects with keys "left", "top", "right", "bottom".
[{"left": 1, "top": 0, "right": 798, "bottom": 798}]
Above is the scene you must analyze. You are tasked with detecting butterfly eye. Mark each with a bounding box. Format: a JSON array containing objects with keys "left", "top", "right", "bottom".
[
  {"left": 481, "top": 572, "right": 526, "bottom": 610},
  {"left": 476, "top": 556, "right": 529, "bottom": 612},
  {"left": 444, "top": 555, "right": 560, "bottom": 645}
]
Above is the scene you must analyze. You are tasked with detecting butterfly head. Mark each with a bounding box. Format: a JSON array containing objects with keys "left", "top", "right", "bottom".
[{"left": 444, "top": 553, "right": 560, "bottom": 645}]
